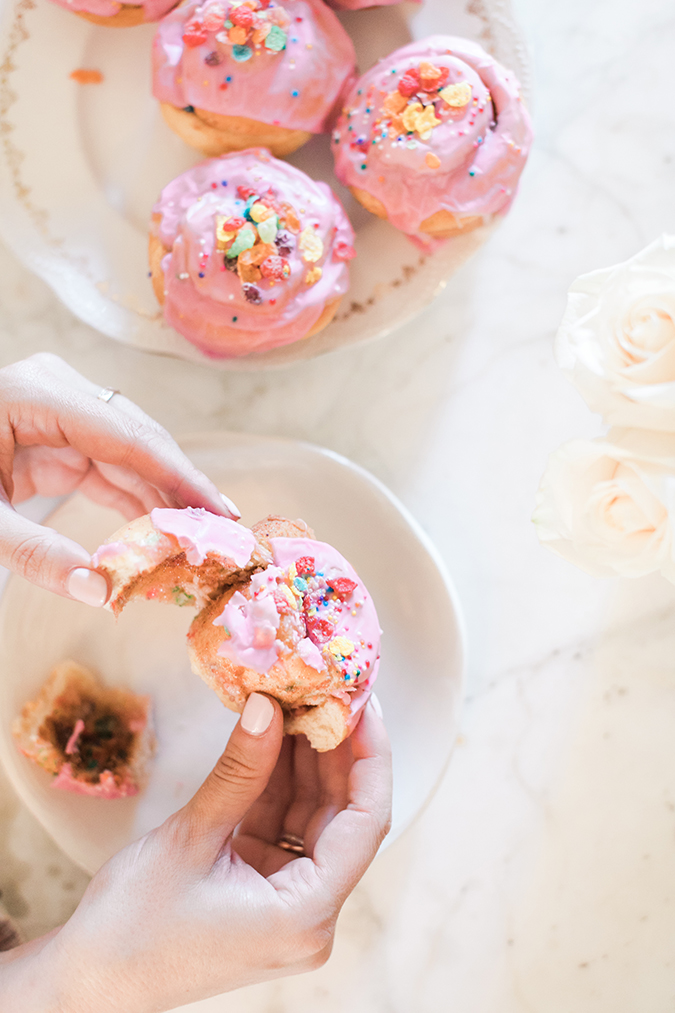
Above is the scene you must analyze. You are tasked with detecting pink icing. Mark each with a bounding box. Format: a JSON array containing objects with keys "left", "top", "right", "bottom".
[
  {"left": 332, "top": 35, "right": 533, "bottom": 236},
  {"left": 149, "top": 507, "right": 256, "bottom": 566},
  {"left": 326, "top": 0, "right": 414, "bottom": 8},
  {"left": 211, "top": 537, "right": 381, "bottom": 713},
  {"left": 64, "top": 719, "right": 85, "bottom": 755},
  {"left": 296, "top": 636, "right": 324, "bottom": 670},
  {"left": 153, "top": 149, "right": 354, "bottom": 357},
  {"left": 49, "top": 0, "right": 176, "bottom": 22},
  {"left": 91, "top": 540, "right": 131, "bottom": 565},
  {"left": 214, "top": 566, "right": 282, "bottom": 669},
  {"left": 152, "top": 0, "right": 355, "bottom": 134},
  {"left": 271, "top": 537, "right": 380, "bottom": 690},
  {"left": 52, "top": 763, "right": 139, "bottom": 798}
]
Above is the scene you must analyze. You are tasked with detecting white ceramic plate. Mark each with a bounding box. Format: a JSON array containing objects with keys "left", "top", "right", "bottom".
[
  {"left": 0, "top": 0, "right": 529, "bottom": 370},
  {"left": 0, "top": 432, "right": 465, "bottom": 874}
]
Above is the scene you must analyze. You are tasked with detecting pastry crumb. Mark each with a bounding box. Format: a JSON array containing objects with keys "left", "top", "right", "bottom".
[{"left": 70, "top": 69, "right": 103, "bottom": 85}]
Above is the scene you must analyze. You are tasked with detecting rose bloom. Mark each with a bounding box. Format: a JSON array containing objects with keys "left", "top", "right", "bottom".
[
  {"left": 556, "top": 235, "right": 675, "bottom": 432},
  {"left": 533, "top": 429, "right": 675, "bottom": 581}
]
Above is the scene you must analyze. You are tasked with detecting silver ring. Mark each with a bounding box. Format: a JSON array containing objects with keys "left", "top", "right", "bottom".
[
  {"left": 276, "top": 832, "right": 305, "bottom": 855},
  {"left": 97, "top": 387, "right": 120, "bottom": 403}
]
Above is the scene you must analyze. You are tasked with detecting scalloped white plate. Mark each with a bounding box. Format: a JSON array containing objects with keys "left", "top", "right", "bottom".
[
  {"left": 0, "top": 0, "right": 529, "bottom": 370},
  {"left": 0, "top": 432, "right": 465, "bottom": 874}
]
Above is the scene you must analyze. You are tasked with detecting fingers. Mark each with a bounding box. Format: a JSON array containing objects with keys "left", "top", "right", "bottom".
[
  {"left": 59, "top": 398, "right": 237, "bottom": 519},
  {"left": 307, "top": 699, "right": 392, "bottom": 901},
  {"left": 235, "top": 735, "right": 294, "bottom": 845},
  {"left": 302, "top": 737, "right": 353, "bottom": 858},
  {"left": 276, "top": 735, "right": 320, "bottom": 850},
  {"left": 76, "top": 468, "right": 149, "bottom": 521},
  {"left": 10, "top": 445, "right": 90, "bottom": 502},
  {"left": 0, "top": 500, "right": 108, "bottom": 605},
  {"left": 0, "top": 354, "right": 240, "bottom": 521},
  {"left": 12, "top": 447, "right": 173, "bottom": 519},
  {"left": 179, "top": 694, "right": 284, "bottom": 867}
]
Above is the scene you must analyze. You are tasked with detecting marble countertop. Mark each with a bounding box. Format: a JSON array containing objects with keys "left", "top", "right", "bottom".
[{"left": 2, "top": 0, "right": 675, "bottom": 1009}]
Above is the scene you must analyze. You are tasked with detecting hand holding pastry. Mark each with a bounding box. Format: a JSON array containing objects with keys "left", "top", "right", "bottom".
[
  {"left": 0, "top": 354, "right": 237, "bottom": 604},
  {"left": 0, "top": 693, "right": 392, "bottom": 1013}
]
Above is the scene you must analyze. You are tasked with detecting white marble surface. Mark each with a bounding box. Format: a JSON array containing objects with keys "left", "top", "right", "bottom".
[{"left": 2, "top": 0, "right": 675, "bottom": 1008}]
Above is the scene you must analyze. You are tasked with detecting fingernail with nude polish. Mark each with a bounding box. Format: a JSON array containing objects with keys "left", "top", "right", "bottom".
[
  {"left": 67, "top": 568, "right": 109, "bottom": 607},
  {"left": 221, "top": 492, "right": 241, "bottom": 521},
  {"left": 241, "top": 693, "right": 274, "bottom": 736},
  {"left": 369, "top": 693, "right": 384, "bottom": 719}
]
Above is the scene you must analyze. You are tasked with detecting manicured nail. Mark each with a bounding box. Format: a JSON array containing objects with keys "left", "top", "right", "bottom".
[
  {"left": 241, "top": 693, "right": 274, "bottom": 735},
  {"left": 67, "top": 568, "right": 109, "bottom": 607},
  {"left": 369, "top": 692, "right": 383, "bottom": 719},
  {"left": 221, "top": 492, "right": 241, "bottom": 521}
]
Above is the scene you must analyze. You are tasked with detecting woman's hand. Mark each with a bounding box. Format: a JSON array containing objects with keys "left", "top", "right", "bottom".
[
  {"left": 0, "top": 695, "right": 392, "bottom": 1013},
  {"left": 0, "top": 353, "right": 238, "bottom": 605}
]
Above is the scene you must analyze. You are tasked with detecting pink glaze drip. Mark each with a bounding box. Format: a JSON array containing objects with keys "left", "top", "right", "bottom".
[
  {"left": 52, "top": 764, "right": 139, "bottom": 798},
  {"left": 91, "top": 540, "right": 130, "bottom": 565},
  {"left": 332, "top": 35, "right": 533, "bottom": 236},
  {"left": 214, "top": 566, "right": 282, "bottom": 670},
  {"left": 154, "top": 149, "right": 354, "bottom": 357},
  {"left": 150, "top": 507, "right": 255, "bottom": 566},
  {"left": 296, "top": 636, "right": 324, "bottom": 670},
  {"left": 153, "top": 0, "right": 355, "bottom": 134},
  {"left": 64, "top": 719, "right": 85, "bottom": 756},
  {"left": 326, "top": 0, "right": 414, "bottom": 8},
  {"left": 49, "top": 0, "right": 176, "bottom": 23}
]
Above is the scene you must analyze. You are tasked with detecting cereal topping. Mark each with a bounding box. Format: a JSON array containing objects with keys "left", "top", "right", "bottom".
[
  {"left": 268, "top": 539, "right": 379, "bottom": 685},
  {"left": 198, "top": 180, "right": 337, "bottom": 305},
  {"left": 299, "top": 226, "right": 324, "bottom": 262},
  {"left": 332, "top": 54, "right": 489, "bottom": 178},
  {"left": 440, "top": 81, "right": 472, "bottom": 107},
  {"left": 304, "top": 266, "right": 322, "bottom": 285},
  {"left": 329, "top": 636, "right": 354, "bottom": 658},
  {"left": 183, "top": 0, "right": 291, "bottom": 62}
]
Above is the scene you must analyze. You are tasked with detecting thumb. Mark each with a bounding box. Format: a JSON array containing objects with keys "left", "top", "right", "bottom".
[
  {"left": 180, "top": 693, "right": 284, "bottom": 865},
  {"left": 0, "top": 502, "right": 109, "bottom": 606}
]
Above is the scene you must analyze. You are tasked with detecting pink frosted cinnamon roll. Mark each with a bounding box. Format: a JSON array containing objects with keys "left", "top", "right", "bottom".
[
  {"left": 149, "top": 149, "right": 356, "bottom": 358},
  {"left": 50, "top": 0, "right": 178, "bottom": 27},
  {"left": 332, "top": 35, "right": 533, "bottom": 240},
  {"left": 153, "top": 0, "right": 356, "bottom": 157}
]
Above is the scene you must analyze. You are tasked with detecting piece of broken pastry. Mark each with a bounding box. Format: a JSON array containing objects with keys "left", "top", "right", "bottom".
[
  {"left": 13, "top": 660, "right": 155, "bottom": 797},
  {"left": 92, "top": 508, "right": 380, "bottom": 751}
]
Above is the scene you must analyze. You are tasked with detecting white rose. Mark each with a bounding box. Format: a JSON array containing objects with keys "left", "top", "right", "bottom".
[
  {"left": 556, "top": 235, "right": 675, "bottom": 431},
  {"left": 533, "top": 429, "right": 675, "bottom": 581}
]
